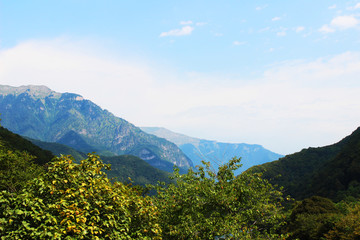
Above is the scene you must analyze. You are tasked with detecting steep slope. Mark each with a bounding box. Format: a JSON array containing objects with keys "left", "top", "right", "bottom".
[
  {"left": 249, "top": 127, "right": 360, "bottom": 201},
  {"left": 141, "top": 127, "right": 283, "bottom": 173},
  {"left": 0, "top": 126, "right": 54, "bottom": 165},
  {"left": 0, "top": 85, "right": 192, "bottom": 170}
]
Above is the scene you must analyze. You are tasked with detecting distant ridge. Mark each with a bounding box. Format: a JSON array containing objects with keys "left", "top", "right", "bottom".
[
  {"left": 0, "top": 85, "right": 193, "bottom": 171},
  {"left": 141, "top": 127, "right": 283, "bottom": 173}
]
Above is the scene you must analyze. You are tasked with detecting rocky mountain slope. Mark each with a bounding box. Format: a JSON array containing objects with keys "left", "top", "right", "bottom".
[
  {"left": 141, "top": 127, "right": 283, "bottom": 173},
  {"left": 0, "top": 85, "right": 192, "bottom": 171}
]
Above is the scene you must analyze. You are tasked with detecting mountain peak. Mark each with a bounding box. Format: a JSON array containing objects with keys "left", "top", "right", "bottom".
[{"left": 0, "top": 85, "right": 61, "bottom": 99}]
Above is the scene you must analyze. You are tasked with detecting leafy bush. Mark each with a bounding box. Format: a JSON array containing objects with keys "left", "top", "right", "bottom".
[
  {"left": 0, "top": 154, "right": 161, "bottom": 239},
  {"left": 152, "top": 157, "right": 288, "bottom": 239}
]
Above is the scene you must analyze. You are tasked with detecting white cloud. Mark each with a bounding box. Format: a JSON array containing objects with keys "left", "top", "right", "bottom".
[
  {"left": 320, "top": 15, "right": 359, "bottom": 33},
  {"left": 160, "top": 26, "right": 194, "bottom": 37},
  {"left": 295, "top": 26, "right": 305, "bottom": 33},
  {"left": 1, "top": 39, "right": 360, "bottom": 154},
  {"left": 233, "top": 41, "right": 246, "bottom": 46},
  {"left": 180, "top": 20, "right": 193, "bottom": 25},
  {"left": 328, "top": 4, "right": 337, "bottom": 9},
  {"left": 272, "top": 16, "right": 281, "bottom": 21},
  {"left": 331, "top": 15, "right": 359, "bottom": 29}
]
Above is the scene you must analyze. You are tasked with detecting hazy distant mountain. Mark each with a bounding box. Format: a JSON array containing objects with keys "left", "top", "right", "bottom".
[
  {"left": 249, "top": 127, "right": 360, "bottom": 202},
  {"left": 141, "top": 127, "right": 283, "bottom": 173},
  {"left": 0, "top": 85, "right": 192, "bottom": 171}
]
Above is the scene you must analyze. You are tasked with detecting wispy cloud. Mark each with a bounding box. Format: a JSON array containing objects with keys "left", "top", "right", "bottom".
[
  {"left": 180, "top": 20, "right": 193, "bottom": 25},
  {"left": 272, "top": 16, "right": 281, "bottom": 21},
  {"left": 295, "top": 26, "right": 305, "bottom": 33},
  {"left": 347, "top": 3, "right": 360, "bottom": 10},
  {"left": 328, "top": 4, "right": 336, "bottom": 9},
  {"left": 160, "top": 26, "right": 194, "bottom": 37},
  {"left": 277, "top": 31, "right": 286, "bottom": 37},
  {"left": 233, "top": 41, "right": 246, "bottom": 46},
  {"left": 196, "top": 22, "right": 207, "bottom": 26},
  {"left": 319, "top": 24, "right": 335, "bottom": 33},
  {"left": 255, "top": 5, "right": 268, "bottom": 11}
]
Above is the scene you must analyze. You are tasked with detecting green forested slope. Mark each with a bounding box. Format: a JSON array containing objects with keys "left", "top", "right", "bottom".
[{"left": 249, "top": 127, "right": 360, "bottom": 201}]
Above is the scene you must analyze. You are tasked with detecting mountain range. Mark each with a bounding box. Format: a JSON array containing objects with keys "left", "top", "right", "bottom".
[
  {"left": 1, "top": 84, "right": 360, "bottom": 202},
  {"left": 141, "top": 127, "right": 283, "bottom": 173},
  {"left": 0, "top": 85, "right": 192, "bottom": 172}
]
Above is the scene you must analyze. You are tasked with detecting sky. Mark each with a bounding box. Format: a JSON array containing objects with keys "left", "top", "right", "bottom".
[{"left": 1, "top": 1, "right": 360, "bottom": 155}]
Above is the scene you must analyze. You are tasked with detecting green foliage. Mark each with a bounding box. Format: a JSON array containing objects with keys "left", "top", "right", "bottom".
[
  {"left": 0, "top": 154, "right": 161, "bottom": 239},
  {"left": 0, "top": 147, "right": 44, "bottom": 192},
  {"left": 152, "top": 157, "right": 288, "bottom": 239},
  {"left": 325, "top": 202, "right": 360, "bottom": 240},
  {"left": 286, "top": 196, "right": 340, "bottom": 240}
]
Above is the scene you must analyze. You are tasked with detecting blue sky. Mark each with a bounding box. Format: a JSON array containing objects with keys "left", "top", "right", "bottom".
[{"left": 1, "top": 1, "right": 360, "bottom": 154}]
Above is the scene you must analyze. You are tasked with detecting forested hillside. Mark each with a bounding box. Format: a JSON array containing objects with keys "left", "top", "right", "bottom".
[{"left": 249, "top": 127, "right": 360, "bottom": 201}]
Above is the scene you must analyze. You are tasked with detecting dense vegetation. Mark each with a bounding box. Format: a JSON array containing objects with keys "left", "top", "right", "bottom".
[
  {"left": 0, "top": 126, "right": 53, "bottom": 192},
  {"left": 1, "top": 124, "right": 360, "bottom": 239}
]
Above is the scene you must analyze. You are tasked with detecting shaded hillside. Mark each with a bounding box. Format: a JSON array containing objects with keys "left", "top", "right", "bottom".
[
  {"left": 0, "top": 85, "right": 192, "bottom": 170},
  {"left": 249, "top": 127, "right": 360, "bottom": 201},
  {"left": 310, "top": 127, "right": 360, "bottom": 201},
  {"left": 28, "top": 138, "right": 172, "bottom": 186},
  {"left": 141, "top": 127, "right": 283, "bottom": 173},
  {"left": 0, "top": 126, "right": 54, "bottom": 165},
  {"left": 28, "top": 137, "right": 87, "bottom": 161},
  {"left": 103, "top": 155, "right": 172, "bottom": 186}
]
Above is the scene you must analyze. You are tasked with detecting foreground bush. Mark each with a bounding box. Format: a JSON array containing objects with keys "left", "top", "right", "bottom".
[
  {"left": 0, "top": 154, "right": 161, "bottom": 239},
  {"left": 152, "top": 157, "right": 288, "bottom": 239}
]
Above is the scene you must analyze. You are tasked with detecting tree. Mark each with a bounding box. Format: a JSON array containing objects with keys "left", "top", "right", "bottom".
[
  {"left": 286, "top": 196, "right": 340, "bottom": 240},
  {"left": 151, "top": 157, "right": 287, "bottom": 239},
  {"left": 0, "top": 145, "right": 44, "bottom": 193},
  {"left": 325, "top": 202, "right": 360, "bottom": 240},
  {"left": 0, "top": 154, "right": 161, "bottom": 239}
]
